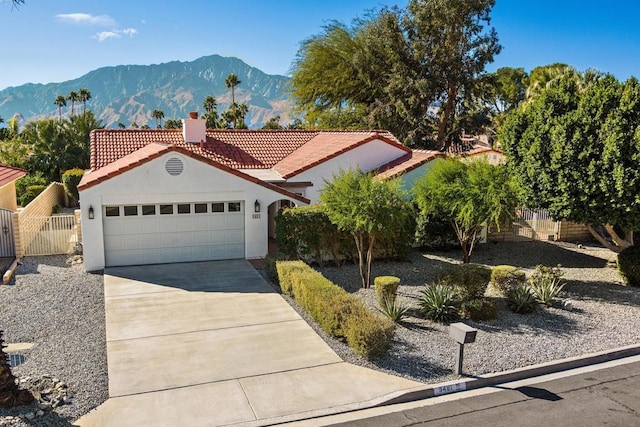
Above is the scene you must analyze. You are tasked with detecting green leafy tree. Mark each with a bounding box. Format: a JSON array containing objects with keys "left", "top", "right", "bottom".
[
  {"left": 224, "top": 74, "right": 241, "bottom": 128},
  {"left": 67, "top": 90, "right": 79, "bottom": 115},
  {"left": 290, "top": 0, "right": 500, "bottom": 148},
  {"left": 78, "top": 88, "right": 92, "bottom": 115},
  {"left": 262, "top": 115, "right": 283, "bottom": 129},
  {"left": 320, "top": 169, "right": 412, "bottom": 288},
  {"left": 53, "top": 95, "right": 67, "bottom": 121},
  {"left": 414, "top": 158, "right": 518, "bottom": 263},
  {"left": 500, "top": 72, "right": 640, "bottom": 252},
  {"left": 151, "top": 109, "right": 165, "bottom": 129},
  {"left": 164, "top": 119, "right": 182, "bottom": 129},
  {"left": 222, "top": 103, "right": 248, "bottom": 129}
]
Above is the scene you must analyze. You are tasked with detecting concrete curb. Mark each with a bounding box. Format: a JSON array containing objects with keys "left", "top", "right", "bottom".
[{"left": 380, "top": 343, "right": 640, "bottom": 406}]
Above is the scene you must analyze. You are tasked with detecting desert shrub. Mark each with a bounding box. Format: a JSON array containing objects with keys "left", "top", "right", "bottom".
[
  {"left": 16, "top": 173, "right": 47, "bottom": 206},
  {"left": 529, "top": 265, "right": 564, "bottom": 307},
  {"left": 20, "top": 185, "right": 47, "bottom": 206},
  {"left": 265, "top": 252, "right": 289, "bottom": 284},
  {"left": 437, "top": 263, "right": 491, "bottom": 301},
  {"left": 275, "top": 260, "right": 308, "bottom": 296},
  {"left": 507, "top": 285, "right": 537, "bottom": 314},
  {"left": 414, "top": 212, "right": 459, "bottom": 250},
  {"left": 374, "top": 276, "right": 400, "bottom": 305},
  {"left": 275, "top": 260, "right": 395, "bottom": 358},
  {"left": 379, "top": 295, "right": 410, "bottom": 323},
  {"left": 617, "top": 245, "right": 640, "bottom": 287},
  {"left": 419, "top": 282, "right": 460, "bottom": 323},
  {"left": 344, "top": 307, "right": 395, "bottom": 359},
  {"left": 461, "top": 298, "right": 498, "bottom": 321},
  {"left": 491, "top": 265, "right": 526, "bottom": 297},
  {"left": 62, "top": 168, "right": 85, "bottom": 206}
]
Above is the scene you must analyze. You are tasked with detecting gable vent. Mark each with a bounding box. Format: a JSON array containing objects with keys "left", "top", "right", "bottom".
[{"left": 165, "top": 158, "right": 184, "bottom": 176}]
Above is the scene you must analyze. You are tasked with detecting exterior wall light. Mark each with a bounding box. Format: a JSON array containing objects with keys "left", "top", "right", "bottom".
[
  {"left": 88, "top": 206, "right": 95, "bottom": 220},
  {"left": 254, "top": 200, "right": 261, "bottom": 213}
]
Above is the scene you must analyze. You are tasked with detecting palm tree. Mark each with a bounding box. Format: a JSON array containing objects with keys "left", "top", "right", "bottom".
[
  {"left": 78, "top": 88, "right": 92, "bottom": 115},
  {"left": 152, "top": 109, "right": 165, "bottom": 128},
  {"left": 202, "top": 95, "right": 218, "bottom": 128},
  {"left": 67, "top": 91, "right": 79, "bottom": 115},
  {"left": 225, "top": 74, "right": 241, "bottom": 128},
  {"left": 203, "top": 95, "right": 217, "bottom": 113},
  {"left": 53, "top": 95, "right": 67, "bottom": 120}
]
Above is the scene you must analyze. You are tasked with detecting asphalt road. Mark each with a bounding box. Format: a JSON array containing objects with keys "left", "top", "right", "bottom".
[{"left": 330, "top": 359, "right": 640, "bottom": 427}]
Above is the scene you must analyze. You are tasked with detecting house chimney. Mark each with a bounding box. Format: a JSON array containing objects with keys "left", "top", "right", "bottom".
[{"left": 182, "top": 112, "right": 206, "bottom": 143}]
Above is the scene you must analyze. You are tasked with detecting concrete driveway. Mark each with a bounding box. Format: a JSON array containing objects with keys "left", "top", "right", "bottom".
[{"left": 77, "top": 260, "right": 421, "bottom": 426}]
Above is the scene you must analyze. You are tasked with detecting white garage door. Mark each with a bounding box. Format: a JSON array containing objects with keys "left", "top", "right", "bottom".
[{"left": 103, "top": 201, "right": 245, "bottom": 267}]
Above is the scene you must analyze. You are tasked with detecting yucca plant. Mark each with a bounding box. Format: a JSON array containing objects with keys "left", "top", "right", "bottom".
[
  {"left": 529, "top": 264, "right": 565, "bottom": 307},
  {"left": 507, "top": 285, "right": 537, "bottom": 314},
  {"left": 419, "top": 282, "right": 460, "bottom": 323},
  {"left": 379, "top": 295, "right": 410, "bottom": 323}
]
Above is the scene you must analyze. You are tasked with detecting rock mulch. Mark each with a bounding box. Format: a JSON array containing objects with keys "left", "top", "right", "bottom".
[
  {"left": 0, "top": 256, "right": 107, "bottom": 427},
  {"left": 288, "top": 241, "right": 640, "bottom": 384}
]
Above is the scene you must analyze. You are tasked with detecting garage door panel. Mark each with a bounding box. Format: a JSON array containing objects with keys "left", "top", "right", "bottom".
[{"left": 103, "top": 202, "right": 246, "bottom": 267}]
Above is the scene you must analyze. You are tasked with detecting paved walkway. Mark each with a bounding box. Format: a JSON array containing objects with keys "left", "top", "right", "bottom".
[{"left": 76, "top": 260, "right": 421, "bottom": 426}]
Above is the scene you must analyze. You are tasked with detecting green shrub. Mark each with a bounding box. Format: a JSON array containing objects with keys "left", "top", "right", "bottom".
[
  {"left": 507, "top": 285, "right": 537, "bottom": 314},
  {"left": 265, "top": 252, "right": 288, "bottom": 284},
  {"left": 344, "top": 307, "right": 395, "bottom": 359},
  {"left": 461, "top": 298, "right": 498, "bottom": 321},
  {"left": 62, "top": 168, "right": 85, "bottom": 206},
  {"left": 16, "top": 173, "right": 47, "bottom": 207},
  {"left": 20, "top": 184, "right": 47, "bottom": 206},
  {"left": 379, "top": 295, "right": 410, "bottom": 323},
  {"left": 437, "top": 263, "right": 491, "bottom": 301},
  {"left": 617, "top": 245, "right": 640, "bottom": 287},
  {"left": 491, "top": 265, "right": 526, "bottom": 297},
  {"left": 414, "top": 212, "right": 459, "bottom": 250},
  {"left": 529, "top": 265, "right": 564, "bottom": 307},
  {"left": 275, "top": 260, "right": 308, "bottom": 296},
  {"left": 419, "top": 282, "right": 460, "bottom": 323},
  {"left": 374, "top": 276, "right": 400, "bottom": 305},
  {"left": 275, "top": 260, "right": 395, "bottom": 358}
]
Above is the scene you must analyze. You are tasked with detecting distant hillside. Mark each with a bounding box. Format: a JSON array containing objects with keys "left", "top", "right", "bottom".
[{"left": 0, "top": 55, "right": 292, "bottom": 128}]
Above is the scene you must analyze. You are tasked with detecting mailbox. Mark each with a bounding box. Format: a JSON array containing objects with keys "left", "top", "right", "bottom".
[{"left": 449, "top": 322, "right": 477, "bottom": 344}]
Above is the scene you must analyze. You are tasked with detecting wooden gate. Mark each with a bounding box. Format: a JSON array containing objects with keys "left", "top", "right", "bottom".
[
  {"left": 0, "top": 208, "right": 15, "bottom": 257},
  {"left": 512, "top": 208, "right": 559, "bottom": 241},
  {"left": 21, "top": 215, "right": 78, "bottom": 256}
]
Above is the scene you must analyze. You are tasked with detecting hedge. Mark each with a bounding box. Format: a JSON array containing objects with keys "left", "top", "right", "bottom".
[
  {"left": 62, "top": 168, "right": 85, "bottom": 206},
  {"left": 374, "top": 276, "right": 400, "bottom": 305},
  {"left": 490, "top": 265, "right": 526, "bottom": 296},
  {"left": 275, "top": 260, "right": 395, "bottom": 359},
  {"left": 437, "top": 263, "right": 492, "bottom": 301}
]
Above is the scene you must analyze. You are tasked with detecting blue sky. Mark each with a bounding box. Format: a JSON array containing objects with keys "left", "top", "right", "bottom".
[{"left": 1, "top": 0, "right": 639, "bottom": 90}]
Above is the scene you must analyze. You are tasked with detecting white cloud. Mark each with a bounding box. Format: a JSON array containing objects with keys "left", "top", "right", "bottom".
[
  {"left": 122, "top": 28, "right": 138, "bottom": 37},
  {"left": 93, "top": 31, "right": 120, "bottom": 42},
  {"left": 92, "top": 28, "right": 139, "bottom": 42},
  {"left": 56, "top": 13, "right": 116, "bottom": 26}
]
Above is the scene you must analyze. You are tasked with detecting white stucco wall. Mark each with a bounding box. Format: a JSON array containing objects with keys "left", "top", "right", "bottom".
[
  {"left": 290, "top": 139, "right": 408, "bottom": 203},
  {"left": 79, "top": 152, "right": 302, "bottom": 271}
]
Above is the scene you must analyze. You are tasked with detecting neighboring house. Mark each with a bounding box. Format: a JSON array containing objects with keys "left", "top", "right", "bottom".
[
  {"left": 0, "top": 165, "right": 27, "bottom": 212},
  {"left": 78, "top": 113, "right": 441, "bottom": 271},
  {"left": 459, "top": 145, "right": 504, "bottom": 165}
]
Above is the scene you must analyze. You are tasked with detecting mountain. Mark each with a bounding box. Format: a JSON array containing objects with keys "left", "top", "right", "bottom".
[{"left": 0, "top": 55, "right": 292, "bottom": 128}]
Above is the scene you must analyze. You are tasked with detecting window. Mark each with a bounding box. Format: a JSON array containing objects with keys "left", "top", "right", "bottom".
[
  {"left": 228, "top": 202, "right": 241, "bottom": 212},
  {"left": 177, "top": 204, "right": 191, "bottom": 214},
  {"left": 211, "top": 203, "right": 225, "bottom": 213},
  {"left": 194, "top": 203, "right": 207, "bottom": 214},
  {"left": 124, "top": 205, "right": 138, "bottom": 216},
  {"left": 142, "top": 205, "right": 156, "bottom": 216},
  {"left": 105, "top": 206, "right": 120, "bottom": 217},
  {"left": 160, "top": 204, "right": 173, "bottom": 215}
]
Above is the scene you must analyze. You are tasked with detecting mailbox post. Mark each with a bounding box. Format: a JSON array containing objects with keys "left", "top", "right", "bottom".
[{"left": 448, "top": 322, "right": 478, "bottom": 375}]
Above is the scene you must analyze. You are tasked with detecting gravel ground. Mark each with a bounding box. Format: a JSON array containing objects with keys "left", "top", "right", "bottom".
[
  {"left": 284, "top": 241, "right": 640, "bottom": 384},
  {"left": 0, "top": 256, "right": 107, "bottom": 426}
]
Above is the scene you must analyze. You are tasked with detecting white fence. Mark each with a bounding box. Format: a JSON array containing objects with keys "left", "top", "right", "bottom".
[
  {"left": 512, "top": 208, "right": 559, "bottom": 241},
  {"left": 21, "top": 215, "right": 78, "bottom": 256}
]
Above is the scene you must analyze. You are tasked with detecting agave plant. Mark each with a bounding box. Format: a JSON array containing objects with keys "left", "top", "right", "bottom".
[
  {"left": 529, "top": 264, "right": 565, "bottom": 307},
  {"left": 507, "top": 285, "right": 537, "bottom": 314},
  {"left": 379, "top": 295, "right": 410, "bottom": 323},
  {"left": 419, "top": 282, "right": 460, "bottom": 323}
]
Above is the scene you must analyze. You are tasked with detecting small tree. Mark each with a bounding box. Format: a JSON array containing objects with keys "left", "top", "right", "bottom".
[
  {"left": 414, "top": 158, "right": 518, "bottom": 263},
  {"left": 320, "top": 169, "right": 412, "bottom": 288}
]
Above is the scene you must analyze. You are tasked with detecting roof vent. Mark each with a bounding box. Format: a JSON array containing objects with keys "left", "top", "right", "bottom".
[{"left": 165, "top": 157, "right": 184, "bottom": 176}]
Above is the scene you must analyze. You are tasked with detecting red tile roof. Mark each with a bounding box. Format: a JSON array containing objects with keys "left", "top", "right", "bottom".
[
  {"left": 79, "top": 142, "right": 310, "bottom": 204},
  {"left": 90, "top": 129, "right": 402, "bottom": 173},
  {"left": 375, "top": 150, "right": 444, "bottom": 180},
  {"left": 0, "top": 165, "right": 26, "bottom": 188},
  {"left": 273, "top": 131, "right": 408, "bottom": 179}
]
